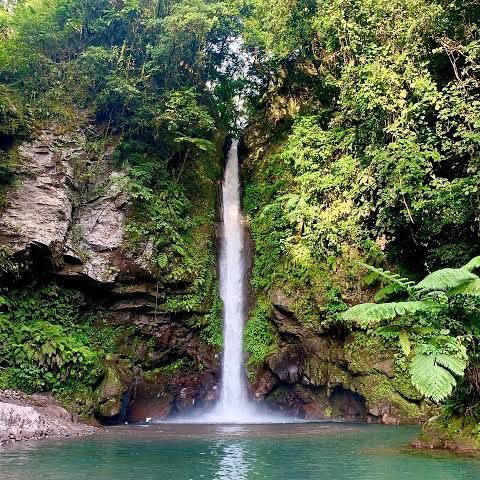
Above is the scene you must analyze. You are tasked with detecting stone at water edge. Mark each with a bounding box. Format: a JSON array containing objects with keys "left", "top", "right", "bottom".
[{"left": 0, "top": 390, "right": 97, "bottom": 446}]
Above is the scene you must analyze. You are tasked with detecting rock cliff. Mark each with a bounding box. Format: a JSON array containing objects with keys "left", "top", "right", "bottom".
[
  {"left": 0, "top": 122, "right": 221, "bottom": 422},
  {"left": 249, "top": 289, "right": 430, "bottom": 424}
]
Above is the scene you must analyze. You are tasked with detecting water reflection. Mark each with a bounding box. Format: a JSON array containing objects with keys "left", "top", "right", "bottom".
[
  {"left": 213, "top": 426, "right": 251, "bottom": 480},
  {"left": 2, "top": 424, "right": 480, "bottom": 480},
  {"left": 214, "top": 442, "right": 250, "bottom": 480}
]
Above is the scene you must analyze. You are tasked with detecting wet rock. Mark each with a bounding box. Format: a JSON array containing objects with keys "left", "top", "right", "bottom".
[
  {"left": 0, "top": 125, "right": 222, "bottom": 424},
  {"left": 374, "top": 359, "right": 395, "bottom": 378},
  {"left": 127, "top": 383, "right": 174, "bottom": 423},
  {"left": 267, "top": 345, "right": 305, "bottom": 383},
  {"left": 97, "top": 355, "right": 133, "bottom": 418},
  {"left": 0, "top": 390, "right": 96, "bottom": 446},
  {"left": 266, "top": 384, "right": 367, "bottom": 421},
  {"left": 250, "top": 368, "right": 279, "bottom": 399}
]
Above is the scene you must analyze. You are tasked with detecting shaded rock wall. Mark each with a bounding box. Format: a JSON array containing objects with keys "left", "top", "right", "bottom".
[
  {"left": 249, "top": 290, "right": 431, "bottom": 424},
  {"left": 0, "top": 123, "right": 221, "bottom": 422}
]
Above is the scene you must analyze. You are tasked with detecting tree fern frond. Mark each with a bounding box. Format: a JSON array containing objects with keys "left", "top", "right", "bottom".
[
  {"left": 463, "top": 256, "right": 480, "bottom": 272},
  {"left": 435, "top": 354, "right": 467, "bottom": 377},
  {"left": 449, "top": 278, "right": 480, "bottom": 297},
  {"left": 361, "top": 264, "right": 416, "bottom": 294},
  {"left": 410, "top": 354, "right": 457, "bottom": 402},
  {"left": 342, "top": 301, "right": 439, "bottom": 328},
  {"left": 399, "top": 330, "right": 411, "bottom": 356},
  {"left": 374, "top": 283, "right": 406, "bottom": 302},
  {"left": 415, "top": 268, "right": 478, "bottom": 294}
]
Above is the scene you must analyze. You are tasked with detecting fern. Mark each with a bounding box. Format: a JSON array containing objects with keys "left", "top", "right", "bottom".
[
  {"left": 449, "top": 278, "right": 480, "bottom": 296},
  {"left": 374, "top": 283, "right": 406, "bottom": 302},
  {"left": 342, "top": 301, "right": 439, "bottom": 328},
  {"left": 362, "top": 263, "right": 416, "bottom": 296},
  {"left": 415, "top": 268, "right": 478, "bottom": 294},
  {"left": 343, "top": 258, "right": 478, "bottom": 403},
  {"left": 435, "top": 354, "right": 466, "bottom": 377},
  {"left": 410, "top": 351, "right": 467, "bottom": 402},
  {"left": 174, "top": 136, "right": 216, "bottom": 154},
  {"left": 410, "top": 354, "right": 458, "bottom": 402},
  {"left": 463, "top": 256, "right": 480, "bottom": 272},
  {"left": 398, "top": 330, "right": 411, "bottom": 356}
]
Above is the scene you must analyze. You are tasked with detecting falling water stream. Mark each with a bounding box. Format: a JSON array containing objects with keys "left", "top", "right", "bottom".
[
  {"left": 211, "top": 139, "right": 256, "bottom": 422},
  {"left": 166, "top": 140, "right": 287, "bottom": 424}
]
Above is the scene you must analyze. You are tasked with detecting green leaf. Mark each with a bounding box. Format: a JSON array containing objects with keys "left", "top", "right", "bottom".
[
  {"left": 449, "top": 278, "right": 480, "bottom": 296},
  {"left": 410, "top": 354, "right": 457, "bottom": 402},
  {"left": 174, "top": 136, "right": 216, "bottom": 154},
  {"left": 342, "top": 301, "right": 439, "bottom": 327},
  {"left": 435, "top": 354, "right": 466, "bottom": 377},
  {"left": 399, "top": 330, "right": 411, "bottom": 356},
  {"left": 361, "top": 263, "right": 416, "bottom": 294},
  {"left": 463, "top": 256, "right": 480, "bottom": 272},
  {"left": 410, "top": 352, "right": 466, "bottom": 403},
  {"left": 415, "top": 268, "right": 478, "bottom": 293}
]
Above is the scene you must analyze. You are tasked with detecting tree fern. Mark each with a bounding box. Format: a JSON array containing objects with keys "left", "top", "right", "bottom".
[
  {"left": 342, "top": 257, "right": 479, "bottom": 403},
  {"left": 463, "top": 256, "right": 480, "bottom": 273},
  {"left": 362, "top": 263, "right": 416, "bottom": 297},
  {"left": 341, "top": 301, "right": 439, "bottom": 328},
  {"left": 415, "top": 268, "right": 478, "bottom": 294},
  {"left": 449, "top": 278, "right": 480, "bottom": 296},
  {"left": 410, "top": 351, "right": 467, "bottom": 402}
]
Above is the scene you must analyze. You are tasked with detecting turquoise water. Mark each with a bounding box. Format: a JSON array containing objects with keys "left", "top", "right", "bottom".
[{"left": 1, "top": 423, "right": 480, "bottom": 480}]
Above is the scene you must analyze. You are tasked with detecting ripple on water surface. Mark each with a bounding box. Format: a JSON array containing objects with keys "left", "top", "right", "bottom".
[{"left": 1, "top": 423, "right": 480, "bottom": 480}]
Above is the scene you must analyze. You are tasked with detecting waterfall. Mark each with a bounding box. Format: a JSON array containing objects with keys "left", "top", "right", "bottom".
[
  {"left": 164, "top": 140, "right": 290, "bottom": 424},
  {"left": 214, "top": 139, "right": 251, "bottom": 420}
]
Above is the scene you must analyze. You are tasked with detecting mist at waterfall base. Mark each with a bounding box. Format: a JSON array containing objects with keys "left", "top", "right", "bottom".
[{"left": 161, "top": 141, "right": 292, "bottom": 425}]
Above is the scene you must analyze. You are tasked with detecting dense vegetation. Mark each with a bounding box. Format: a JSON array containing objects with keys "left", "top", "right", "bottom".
[
  {"left": 240, "top": 0, "right": 480, "bottom": 440},
  {"left": 0, "top": 0, "right": 242, "bottom": 403},
  {"left": 1, "top": 0, "right": 480, "bottom": 441}
]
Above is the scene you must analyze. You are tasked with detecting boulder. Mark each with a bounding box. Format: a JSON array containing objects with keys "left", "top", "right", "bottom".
[{"left": 0, "top": 390, "right": 96, "bottom": 446}]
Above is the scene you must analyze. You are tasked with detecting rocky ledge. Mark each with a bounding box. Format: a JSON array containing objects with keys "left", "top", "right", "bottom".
[
  {"left": 0, "top": 390, "right": 97, "bottom": 446},
  {"left": 411, "top": 417, "right": 480, "bottom": 454}
]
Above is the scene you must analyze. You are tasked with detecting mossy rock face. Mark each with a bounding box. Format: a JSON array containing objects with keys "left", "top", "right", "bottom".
[
  {"left": 266, "top": 383, "right": 367, "bottom": 421},
  {"left": 98, "top": 397, "right": 123, "bottom": 418},
  {"left": 413, "top": 416, "right": 480, "bottom": 452},
  {"left": 352, "top": 374, "right": 428, "bottom": 424},
  {"left": 96, "top": 355, "right": 133, "bottom": 419},
  {"left": 303, "top": 355, "right": 329, "bottom": 386},
  {"left": 391, "top": 370, "right": 423, "bottom": 401},
  {"left": 57, "top": 387, "right": 100, "bottom": 420},
  {"left": 344, "top": 334, "right": 391, "bottom": 375},
  {"left": 327, "top": 364, "right": 352, "bottom": 388}
]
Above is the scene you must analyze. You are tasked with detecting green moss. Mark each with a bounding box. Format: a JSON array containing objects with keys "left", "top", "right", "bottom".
[
  {"left": 244, "top": 299, "right": 278, "bottom": 366},
  {"left": 199, "top": 289, "right": 223, "bottom": 347},
  {"left": 144, "top": 359, "right": 198, "bottom": 381},
  {"left": 344, "top": 332, "right": 391, "bottom": 374},
  {"left": 352, "top": 374, "right": 425, "bottom": 422},
  {"left": 267, "top": 385, "right": 292, "bottom": 402},
  {"left": 418, "top": 416, "right": 480, "bottom": 451}
]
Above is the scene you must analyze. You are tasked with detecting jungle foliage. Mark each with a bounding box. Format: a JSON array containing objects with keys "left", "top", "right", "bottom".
[
  {"left": 1, "top": 0, "right": 480, "bottom": 423},
  {"left": 240, "top": 0, "right": 480, "bottom": 410},
  {"left": 0, "top": 0, "right": 246, "bottom": 397},
  {"left": 343, "top": 258, "right": 480, "bottom": 402}
]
